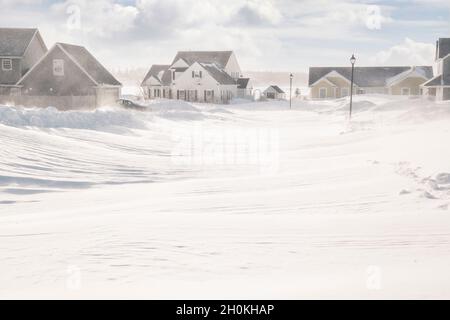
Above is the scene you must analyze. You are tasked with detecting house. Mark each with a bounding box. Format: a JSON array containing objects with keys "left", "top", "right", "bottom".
[
  {"left": 142, "top": 51, "right": 248, "bottom": 104},
  {"left": 141, "top": 64, "right": 171, "bottom": 99},
  {"left": 0, "top": 28, "right": 47, "bottom": 96},
  {"left": 16, "top": 43, "right": 121, "bottom": 109},
  {"left": 263, "top": 85, "right": 285, "bottom": 100},
  {"left": 237, "top": 77, "right": 253, "bottom": 99},
  {"left": 422, "top": 38, "right": 450, "bottom": 101},
  {"left": 309, "top": 66, "right": 433, "bottom": 99}
]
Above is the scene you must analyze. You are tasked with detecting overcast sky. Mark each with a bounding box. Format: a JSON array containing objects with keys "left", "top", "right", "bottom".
[{"left": 1, "top": 0, "right": 449, "bottom": 72}]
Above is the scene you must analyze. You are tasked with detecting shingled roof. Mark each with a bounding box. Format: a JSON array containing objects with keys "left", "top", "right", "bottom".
[
  {"left": 422, "top": 75, "right": 450, "bottom": 87},
  {"left": 18, "top": 43, "right": 121, "bottom": 87},
  {"left": 309, "top": 66, "right": 433, "bottom": 87},
  {"left": 58, "top": 43, "right": 121, "bottom": 86},
  {"left": 142, "top": 65, "right": 170, "bottom": 85},
  {"left": 172, "top": 51, "right": 233, "bottom": 68},
  {"left": 0, "top": 28, "right": 45, "bottom": 57},
  {"left": 437, "top": 38, "right": 450, "bottom": 60},
  {"left": 266, "top": 85, "right": 285, "bottom": 94},
  {"left": 237, "top": 78, "right": 250, "bottom": 89},
  {"left": 201, "top": 63, "right": 237, "bottom": 85}
]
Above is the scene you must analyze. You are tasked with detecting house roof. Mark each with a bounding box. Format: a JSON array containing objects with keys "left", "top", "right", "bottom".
[
  {"left": 437, "top": 38, "right": 450, "bottom": 60},
  {"left": 309, "top": 66, "right": 433, "bottom": 87},
  {"left": 237, "top": 78, "right": 250, "bottom": 89},
  {"left": 201, "top": 63, "right": 237, "bottom": 85},
  {"left": 422, "top": 75, "right": 450, "bottom": 87},
  {"left": 265, "top": 85, "right": 285, "bottom": 94},
  {"left": 172, "top": 51, "right": 233, "bottom": 68},
  {"left": 386, "top": 66, "right": 430, "bottom": 86},
  {"left": 18, "top": 43, "right": 121, "bottom": 87},
  {"left": 142, "top": 64, "right": 170, "bottom": 85},
  {"left": 0, "top": 28, "right": 43, "bottom": 57},
  {"left": 58, "top": 43, "right": 121, "bottom": 86}
]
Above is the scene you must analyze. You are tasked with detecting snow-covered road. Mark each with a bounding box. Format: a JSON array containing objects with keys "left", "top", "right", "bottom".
[{"left": 1, "top": 96, "right": 450, "bottom": 299}]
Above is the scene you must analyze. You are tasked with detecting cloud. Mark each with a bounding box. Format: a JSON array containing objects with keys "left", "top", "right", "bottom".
[
  {"left": 50, "top": 0, "right": 138, "bottom": 38},
  {"left": 0, "top": 0, "right": 447, "bottom": 71},
  {"left": 370, "top": 38, "right": 435, "bottom": 66},
  {"left": 231, "top": 0, "right": 282, "bottom": 26}
]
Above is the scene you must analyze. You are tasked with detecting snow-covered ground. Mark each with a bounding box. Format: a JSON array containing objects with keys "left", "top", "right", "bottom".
[{"left": 1, "top": 95, "right": 450, "bottom": 299}]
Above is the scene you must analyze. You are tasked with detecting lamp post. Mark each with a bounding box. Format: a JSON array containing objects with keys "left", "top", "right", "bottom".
[
  {"left": 290, "top": 73, "right": 294, "bottom": 109},
  {"left": 349, "top": 54, "right": 356, "bottom": 120}
]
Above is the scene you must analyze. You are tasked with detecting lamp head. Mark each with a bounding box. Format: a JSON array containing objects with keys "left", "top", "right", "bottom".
[{"left": 350, "top": 54, "right": 356, "bottom": 65}]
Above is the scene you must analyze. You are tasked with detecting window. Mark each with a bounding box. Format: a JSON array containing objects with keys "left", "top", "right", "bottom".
[
  {"left": 173, "top": 71, "right": 176, "bottom": 81},
  {"left": 2, "top": 59, "right": 12, "bottom": 71},
  {"left": 192, "top": 71, "right": 203, "bottom": 79},
  {"left": 319, "top": 88, "right": 327, "bottom": 99},
  {"left": 401, "top": 88, "right": 411, "bottom": 96},
  {"left": 53, "top": 59, "right": 64, "bottom": 76}
]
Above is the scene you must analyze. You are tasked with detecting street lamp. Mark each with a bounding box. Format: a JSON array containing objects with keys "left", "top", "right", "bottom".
[
  {"left": 349, "top": 54, "right": 356, "bottom": 120},
  {"left": 290, "top": 73, "right": 294, "bottom": 109}
]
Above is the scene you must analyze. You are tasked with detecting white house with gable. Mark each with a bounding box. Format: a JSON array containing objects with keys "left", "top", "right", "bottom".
[{"left": 142, "top": 51, "right": 251, "bottom": 104}]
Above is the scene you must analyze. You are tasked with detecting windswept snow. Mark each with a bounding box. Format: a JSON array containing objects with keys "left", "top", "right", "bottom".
[{"left": 1, "top": 95, "right": 450, "bottom": 299}]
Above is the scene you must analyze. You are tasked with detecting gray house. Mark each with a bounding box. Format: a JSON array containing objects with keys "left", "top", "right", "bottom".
[
  {"left": 422, "top": 38, "right": 450, "bottom": 101},
  {"left": 17, "top": 43, "right": 121, "bottom": 109},
  {"left": 0, "top": 28, "right": 47, "bottom": 95}
]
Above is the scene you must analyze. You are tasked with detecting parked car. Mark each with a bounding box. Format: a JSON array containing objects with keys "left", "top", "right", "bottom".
[{"left": 117, "top": 99, "right": 149, "bottom": 112}]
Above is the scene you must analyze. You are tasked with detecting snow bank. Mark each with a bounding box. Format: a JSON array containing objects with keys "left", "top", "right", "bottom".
[{"left": 0, "top": 105, "right": 148, "bottom": 131}]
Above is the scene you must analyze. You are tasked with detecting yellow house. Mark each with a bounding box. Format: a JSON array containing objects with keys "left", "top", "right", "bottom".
[{"left": 309, "top": 66, "right": 433, "bottom": 100}]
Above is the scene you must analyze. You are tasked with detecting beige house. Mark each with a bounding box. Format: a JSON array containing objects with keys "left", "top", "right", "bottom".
[
  {"left": 422, "top": 38, "right": 450, "bottom": 101},
  {"left": 309, "top": 66, "right": 433, "bottom": 99}
]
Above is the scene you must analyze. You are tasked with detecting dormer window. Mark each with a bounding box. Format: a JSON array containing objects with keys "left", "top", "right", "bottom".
[{"left": 2, "top": 59, "right": 12, "bottom": 71}]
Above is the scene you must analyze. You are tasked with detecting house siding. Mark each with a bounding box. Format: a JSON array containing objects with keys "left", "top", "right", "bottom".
[
  {"left": 444, "top": 56, "right": 450, "bottom": 83},
  {"left": 390, "top": 77, "right": 426, "bottom": 95},
  {"left": 310, "top": 80, "right": 337, "bottom": 99},
  {"left": 22, "top": 34, "right": 47, "bottom": 75},
  {"left": 173, "top": 63, "right": 237, "bottom": 103},
  {"left": 0, "top": 58, "right": 21, "bottom": 85},
  {"left": 20, "top": 46, "right": 97, "bottom": 96}
]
